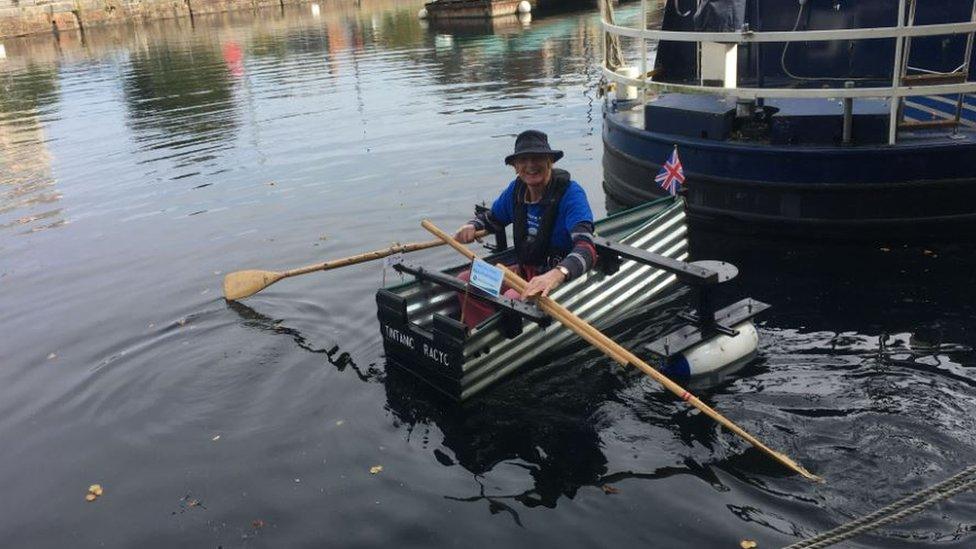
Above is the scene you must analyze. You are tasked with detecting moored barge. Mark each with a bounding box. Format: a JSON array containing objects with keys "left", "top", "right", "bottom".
[
  {"left": 600, "top": 0, "right": 976, "bottom": 239},
  {"left": 421, "top": 0, "right": 529, "bottom": 19}
]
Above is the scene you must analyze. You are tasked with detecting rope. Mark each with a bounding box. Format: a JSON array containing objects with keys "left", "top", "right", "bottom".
[
  {"left": 784, "top": 465, "right": 976, "bottom": 549},
  {"left": 601, "top": 0, "right": 624, "bottom": 71}
]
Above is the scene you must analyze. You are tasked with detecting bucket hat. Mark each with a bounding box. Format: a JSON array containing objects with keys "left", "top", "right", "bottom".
[{"left": 504, "top": 130, "right": 564, "bottom": 166}]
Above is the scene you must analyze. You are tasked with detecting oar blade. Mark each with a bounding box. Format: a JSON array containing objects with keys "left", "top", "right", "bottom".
[{"left": 223, "top": 270, "right": 284, "bottom": 301}]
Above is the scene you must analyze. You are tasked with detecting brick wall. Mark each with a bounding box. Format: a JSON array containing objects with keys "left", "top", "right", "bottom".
[{"left": 1, "top": 0, "right": 304, "bottom": 38}]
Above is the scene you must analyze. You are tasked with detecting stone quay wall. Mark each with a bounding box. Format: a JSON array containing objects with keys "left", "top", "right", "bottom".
[{"left": 0, "top": 0, "right": 311, "bottom": 39}]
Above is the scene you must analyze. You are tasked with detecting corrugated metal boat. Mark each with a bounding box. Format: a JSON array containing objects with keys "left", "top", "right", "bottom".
[{"left": 376, "top": 196, "right": 690, "bottom": 401}]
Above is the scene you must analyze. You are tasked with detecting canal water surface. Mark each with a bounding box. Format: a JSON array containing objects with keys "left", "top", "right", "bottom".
[{"left": 2, "top": 2, "right": 975, "bottom": 547}]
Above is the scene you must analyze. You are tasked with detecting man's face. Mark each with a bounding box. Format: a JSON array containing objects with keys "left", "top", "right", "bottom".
[{"left": 514, "top": 154, "right": 553, "bottom": 189}]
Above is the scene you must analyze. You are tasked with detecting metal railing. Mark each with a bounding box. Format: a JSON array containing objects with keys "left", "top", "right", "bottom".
[{"left": 601, "top": 0, "right": 976, "bottom": 144}]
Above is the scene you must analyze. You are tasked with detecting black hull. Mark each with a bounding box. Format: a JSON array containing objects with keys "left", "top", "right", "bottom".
[{"left": 603, "top": 112, "right": 976, "bottom": 241}]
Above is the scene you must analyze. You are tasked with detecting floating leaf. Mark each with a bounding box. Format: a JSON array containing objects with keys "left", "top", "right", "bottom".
[
  {"left": 252, "top": 519, "right": 265, "bottom": 529},
  {"left": 88, "top": 484, "right": 103, "bottom": 496},
  {"left": 212, "top": 435, "right": 221, "bottom": 441},
  {"left": 370, "top": 465, "right": 383, "bottom": 474},
  {"left": 47, "top": 353, "right": 57, "bottom": 360},
  {"left": 85, "top": 493, "right": 97, "bottom": 502},
  {"left": 336, "top": 420, "right": 345, "bottom": 426},
  {"left": 740, "top": 540, "right": 758, "bottom": 549},
  {"left": 601, "top": 484, "right": 619, "bottom": 495}
]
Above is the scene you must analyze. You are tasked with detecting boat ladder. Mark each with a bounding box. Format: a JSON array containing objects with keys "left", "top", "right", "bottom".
[{"left": 897, "top": 0, "right": 976, "bottom": 130}]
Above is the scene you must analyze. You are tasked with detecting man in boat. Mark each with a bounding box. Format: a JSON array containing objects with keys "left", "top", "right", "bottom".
[{"left": 453, "top": 130, "right": 597, "bottom": 328}]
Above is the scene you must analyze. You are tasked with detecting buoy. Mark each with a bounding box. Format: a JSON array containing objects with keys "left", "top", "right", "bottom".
[
  {"left": 517, "top": 1, "right": 532, "bottom": 13},
  {"left": 661, "top": 321, "right": 759, "bottom": 378},
  {"left": 0, "top": 44, "right": 6, "bottom": 60},
  {"left": 418, "top": 7, "right": 428, "bottom": 19},
  {"left": 311, "top": 3, "right": 320, "bottom": 17}
]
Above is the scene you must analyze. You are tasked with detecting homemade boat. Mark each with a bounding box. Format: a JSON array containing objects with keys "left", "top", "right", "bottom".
[
  {"left": 600, "top": 0, "right": 976, "bottom": 239},
  {"left": 376, "top": 196, "right": 769, "bottom": 401}
]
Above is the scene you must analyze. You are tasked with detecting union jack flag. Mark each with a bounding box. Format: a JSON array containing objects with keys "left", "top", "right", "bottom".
[{"left": 654, "top": 147, "right": 685, "bottom": 196}]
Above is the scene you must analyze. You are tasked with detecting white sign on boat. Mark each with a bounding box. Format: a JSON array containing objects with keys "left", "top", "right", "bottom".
[{"left": 468, "top": 259, "right": 504, "bottom": 297}]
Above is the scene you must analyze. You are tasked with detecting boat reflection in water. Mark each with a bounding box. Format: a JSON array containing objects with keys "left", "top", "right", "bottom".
[
  {"left": 422, "top": 12, "right": 532, "bottom": 35},
  {"left": 381, "top": 345, "right": 774, "bottom": 520}
]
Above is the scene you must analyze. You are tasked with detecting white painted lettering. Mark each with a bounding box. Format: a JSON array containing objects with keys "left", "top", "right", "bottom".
[
  {"left": 383, "top": 325, "right": 414, "bottom": 348},
  {"left": 422, "top": 343, "right": 451, "bottom": 368}
]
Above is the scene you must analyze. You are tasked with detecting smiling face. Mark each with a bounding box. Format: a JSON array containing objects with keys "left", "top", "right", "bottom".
[{"left": 513, "top": 154, "right": 553, "bottom": 191}]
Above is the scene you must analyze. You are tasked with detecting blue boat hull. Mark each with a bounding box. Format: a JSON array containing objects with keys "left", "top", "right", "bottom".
[{"left": 603, "top": 108, "right": 976, "bottom": 239}]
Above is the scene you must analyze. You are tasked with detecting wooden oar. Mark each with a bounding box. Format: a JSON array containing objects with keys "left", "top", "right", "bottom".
[
  {"left": 421, "top": 219, "right": 822, "bottom": 482},
  {"left": 223, "top": 230, "right": 487, "bottom": 301}
]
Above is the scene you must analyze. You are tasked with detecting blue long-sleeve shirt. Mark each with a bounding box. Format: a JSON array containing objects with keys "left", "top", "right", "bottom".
[{"left": 470, "top": 177, "right": 597, "bottom": 279}]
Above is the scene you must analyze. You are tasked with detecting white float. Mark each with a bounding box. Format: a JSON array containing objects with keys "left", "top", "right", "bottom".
[
  {"left": 662, "top": 321, "right": 759, "bottom": 377},
  {"left": 418, "top": 8, "right": 428, "bottom": 19},
  {"left": 0, "top": 44, "right": 6, "bottom": 60},
  {"left": 517, "top": 1, "right": 532, "bottom": 14},
  {"left": 311, "top": 3, "right": 320, "bottom": 17}
]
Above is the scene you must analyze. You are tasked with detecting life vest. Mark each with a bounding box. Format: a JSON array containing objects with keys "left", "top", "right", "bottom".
[{"left": 513, "top": 168, "right": 571, "bottom": 270}]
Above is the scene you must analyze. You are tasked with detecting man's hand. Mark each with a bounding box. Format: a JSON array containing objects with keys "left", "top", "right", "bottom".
[
  {"left": 521, "top": 268, "right": 566, "bottom": 299},
  {"left": 454, "top": 224, "right": 481, "bottom": 244}
]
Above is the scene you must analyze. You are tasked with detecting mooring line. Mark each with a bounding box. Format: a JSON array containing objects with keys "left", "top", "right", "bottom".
[{"left": 784, "top": 464, "right": 976, "bottom": 549}]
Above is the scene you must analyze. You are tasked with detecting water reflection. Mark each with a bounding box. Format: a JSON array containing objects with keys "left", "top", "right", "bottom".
[
  {"left": 0, "top": 63, "right": 61, "bottom": 234},
  {"left": 227, "top": 300, "right": 382, "bottom": 382},
  {"left": 122, "top": 39, "right": 240, "bottom": 167},
  {"left": 416, "top": 13, "right": 601, "bottom": 94}
]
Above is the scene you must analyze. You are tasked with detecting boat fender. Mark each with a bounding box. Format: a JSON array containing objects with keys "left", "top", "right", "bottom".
[
  {"left": 418, "top": 7, "right": 428, "bottom": 19},
  {"left": 615, "top": 66, "right": 639, "bottom": 100},
  {"left": 517, "top": 1, "right": 532, "bottom": 14},
  {"left": 661, "top": 321, "right": 758, "bottom": 378}
]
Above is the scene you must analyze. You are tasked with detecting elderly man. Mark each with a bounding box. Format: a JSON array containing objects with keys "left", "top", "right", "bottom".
[{"left": 454, "top": 130, "right": 598, "bottom": 328}]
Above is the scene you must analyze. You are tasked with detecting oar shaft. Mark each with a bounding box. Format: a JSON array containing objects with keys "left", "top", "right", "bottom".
[
  {"left": 282, "top": 231, "right": 487, "bottom": 279},
  {"left": 421, "top": 219, "right": 820, "bottom": 482},
  {"left": 498, "top": 269, "right": 630, "bottom": 365}
]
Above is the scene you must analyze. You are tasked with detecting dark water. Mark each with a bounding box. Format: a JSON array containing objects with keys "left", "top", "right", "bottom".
[{"left": 2, "top": 2, "right": 975, "bottom": 547}]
